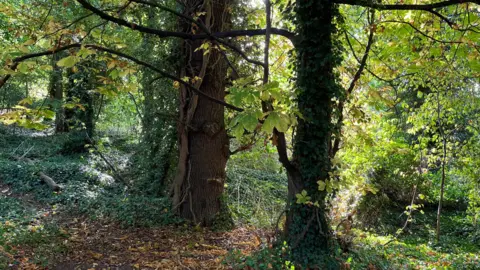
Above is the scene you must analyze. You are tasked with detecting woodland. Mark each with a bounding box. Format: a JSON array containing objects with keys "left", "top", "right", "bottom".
[{"left": 0, "top": 0, "right": 479, "bottom": 269}]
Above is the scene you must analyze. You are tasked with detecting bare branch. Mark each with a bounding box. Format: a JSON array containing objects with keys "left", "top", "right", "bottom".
[{"left": 346, "top": 13, "right": 375, "bottom": 96}]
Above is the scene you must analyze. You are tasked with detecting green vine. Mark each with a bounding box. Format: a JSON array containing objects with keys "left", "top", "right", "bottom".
[{"left": 287, "top": 0, "right": 344, "bottom": 267}]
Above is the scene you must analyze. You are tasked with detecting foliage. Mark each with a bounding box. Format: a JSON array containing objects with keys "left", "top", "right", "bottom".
[
  {"left": 0, "top": 131, "right": 180, "bottom": 228},
  {"left": 224, "top": 243, "right": 293, "bottom": 270},
  {"left": 0, "top": 196, "right": 68, "bottom": 268},
  {"left": 340, "top": 211, "right": 480, "bottom": 269},
  {"left": 226, "top": 165, "right": 287, "bottom": 228},
  {"left": 0, "top": 0, "right": 480, "bottom": 268}
]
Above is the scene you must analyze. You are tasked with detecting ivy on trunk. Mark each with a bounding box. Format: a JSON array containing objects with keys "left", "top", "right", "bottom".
[{"left": 283, "top": 0, "right": 344, "bottom": 267}]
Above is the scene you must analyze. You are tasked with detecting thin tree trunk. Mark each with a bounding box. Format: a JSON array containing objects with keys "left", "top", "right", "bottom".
[
  {"left": 436, "top": 136, "right": 447, "bottom": 242},
  {"left": 435, "top": 90, "right": 447, "bottom": 243}
]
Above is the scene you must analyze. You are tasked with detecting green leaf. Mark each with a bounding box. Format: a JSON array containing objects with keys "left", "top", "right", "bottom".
[
  {"left": 78, "top": 47, "right": 95, "bottom": 58},
  {"left": 40, "top": 65, "right": 53, "bottom": 71},
  {"left": 242, "top": 114, "right": 259, "bottom": 132},
  {"left": 18, "top": 97, "right": 33, "bottom": 105},
  {"left": 17, "top": 62, "right": 29, "bottom": 73},
  {"left": 41, "top": 109, "right": 55, "bottom": 119},
  {"left": 317, "top": 180, "right": 326, "bottom": 191},
  {"left": 262, "top": 112, "right": 290, "bottom": 133},
  {"left": 295, "top": 190, "right": 311, "bottom": 204},
  {"left": 57, "top": 56, "right": 77, "bottom": 68},
  {"left": 231, "top": 124, "right": 244, "bottom": 139}
]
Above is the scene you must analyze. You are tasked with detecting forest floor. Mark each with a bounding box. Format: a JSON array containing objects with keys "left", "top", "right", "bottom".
[
  {"left": 0, "top": 183, "right": 265, "bottom": 269},
  {"left": 1, "top": 128, "right": 480, "bottom": 269},
  {"left": 0, "top": 129, "right": 268, "bottom": 269}
]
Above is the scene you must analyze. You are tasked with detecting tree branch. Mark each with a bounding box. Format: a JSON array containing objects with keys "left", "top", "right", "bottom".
[
  {"left": 335, "top": 0, "right": 480, "bottom": 10},
  {"left": 331, "top": 10, "right": 375, "bottom": 158},
  {"left": 76, "top": 0, "right": 295, "bottom": 42},
  {"left": 131, "top": 0, "right": 265, "bottom": 67},
  {"left": 0, "top": 44, "right": 243, "bottom": 111},
  {"left": 260, "top": 0, "right": 293, "bottom": 170},
  {"left": 379, "top": 20, "right": 470, "bottom": 45}
]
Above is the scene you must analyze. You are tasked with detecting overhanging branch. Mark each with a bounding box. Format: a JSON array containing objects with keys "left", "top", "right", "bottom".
[
  {"left": 132, "top": 0, "right": 265, "bottom": 67},
  {"left": 0, "top": 44, "right": 243, "bottom": 112},
  {"left": 76, "top": 0, "right": 295, "bottom": 42},
  {"left": 335, "top": 0, "right": 480, "bottom": 10}
]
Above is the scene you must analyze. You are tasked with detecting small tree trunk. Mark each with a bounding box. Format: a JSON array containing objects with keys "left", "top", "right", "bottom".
[
  {"left": 436, "top": 136, "right": 447, "bottom": 242},
  {"left": 48, "top": 54, "right": 66, "bottom": 133}
]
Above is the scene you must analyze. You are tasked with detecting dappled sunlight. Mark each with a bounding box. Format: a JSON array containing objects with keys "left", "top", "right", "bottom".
[
  {"left": 349, "top": 229, "right": 480, "bottom": 269},
  {"left": 1, "top": 0, "right": 480, "bottom": 268}
]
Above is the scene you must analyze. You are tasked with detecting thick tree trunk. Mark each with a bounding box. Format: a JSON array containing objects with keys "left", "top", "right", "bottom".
[
  {"left": 284, "top": 0, "right": 341, "bottom": 267},
  {"left": 173, "top": 0, "right": 231, "bottom": 226}
]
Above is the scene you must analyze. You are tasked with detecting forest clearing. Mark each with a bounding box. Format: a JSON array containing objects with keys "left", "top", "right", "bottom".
[{"left": 0, "top": 0, "right": 479, "bottom": 269}]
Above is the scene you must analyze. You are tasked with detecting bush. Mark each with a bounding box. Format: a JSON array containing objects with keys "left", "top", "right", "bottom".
[{"left": 226, "top": 166, "right": 287, "bottom": 228}]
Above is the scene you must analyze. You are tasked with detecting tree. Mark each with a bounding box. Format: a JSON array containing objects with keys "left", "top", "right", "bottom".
[
  {"left": 0, "top": 0, "right": 478, "bottom": 266},
  {"left": 172, "top": 0, "right": 234, "bottom": 225}
]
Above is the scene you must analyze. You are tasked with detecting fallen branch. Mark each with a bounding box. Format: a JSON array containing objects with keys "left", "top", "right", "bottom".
[
  {"left": 84, "top": 132, "right": 126, "bottom": 184},
  {"left": 12, "top": 156, "right": 62, "bottom": 191}
]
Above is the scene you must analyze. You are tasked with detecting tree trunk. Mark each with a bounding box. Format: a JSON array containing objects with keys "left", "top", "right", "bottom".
[
  {"left": 48, "top": 54, "right": 66, "bottom": 133},
  {"left": 284, "top": 0, "right": 342, "bottom": 267},
  {"left": 173, "top": 0, "right": 231, "bottom": 226},
  {"left": 436, "top": 136, "right": 447, "bottom": 242}
]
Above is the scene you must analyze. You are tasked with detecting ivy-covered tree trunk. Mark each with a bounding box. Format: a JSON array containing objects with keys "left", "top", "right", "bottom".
[
  {"left": 64, "top": 64, "right": 95, "bottom": 148},
  {"left": 285, "top": 0, "right": 343, "bottom": 267},
  {"left": 172, "top": 0, "right": 232, "bottom": 226}
]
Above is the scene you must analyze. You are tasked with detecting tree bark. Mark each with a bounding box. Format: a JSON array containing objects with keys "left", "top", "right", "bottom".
[
  {"left": 436, "top": 135, "right": 447, "bottom": 242},
  {"left": 283, "top": 0, "right": 341, "bottom": 266},
  {"left": 48, "top": 53, "right": 66, "bottom": 133},
  {"left": 173, "top": 0, "right": 231, "bottom": 226}
]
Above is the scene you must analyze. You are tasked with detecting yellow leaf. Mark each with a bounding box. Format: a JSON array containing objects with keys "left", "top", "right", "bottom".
[
  {"left": 19, "top": 46, "right": 29, "bottom": 53},
  {"left": 89, "top": 251, "right": 103, "bottom": 259},
  {"left": 22, "top": 39, "right": 35, "bottom": 46},
  {"left": 57, "top": 56, "right": 77, "bottom": 68},
  {"left": 173, "top": 81, "right": 180, "bottom": 89}
]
